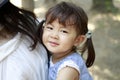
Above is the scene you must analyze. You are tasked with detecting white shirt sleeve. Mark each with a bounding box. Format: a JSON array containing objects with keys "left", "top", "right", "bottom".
[{"left": 57, "top": 60, "right": 80, "bottom": 74}]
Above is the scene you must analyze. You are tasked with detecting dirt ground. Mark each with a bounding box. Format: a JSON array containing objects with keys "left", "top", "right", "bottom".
[
  {"left": 87, "top": 1, "right": 120, "bottom": 80},
  {"left": 35, "top": 0, "right": 120, "bottom": 80},
  {"left": 88, "top": 12, "right": 120, "bottom": 80}
]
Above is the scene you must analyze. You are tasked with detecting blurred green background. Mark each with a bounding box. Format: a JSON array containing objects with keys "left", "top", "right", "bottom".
[{"left": 10, "top": 0, "right": 120, "bottom": 80}]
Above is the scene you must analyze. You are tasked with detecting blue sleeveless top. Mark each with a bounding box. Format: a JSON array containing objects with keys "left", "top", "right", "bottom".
[{"left": 48, "top": 52, "right": 93, "bottom": 80}]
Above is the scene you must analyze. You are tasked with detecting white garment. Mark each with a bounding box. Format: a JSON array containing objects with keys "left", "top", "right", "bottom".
[{"left": 0, "top": 33, "right": 48, "bottom": 80}]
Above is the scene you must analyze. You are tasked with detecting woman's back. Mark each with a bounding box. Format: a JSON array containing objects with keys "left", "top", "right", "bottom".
[{"left": 0, "top": 33, "right": 48, "bottom": 80}]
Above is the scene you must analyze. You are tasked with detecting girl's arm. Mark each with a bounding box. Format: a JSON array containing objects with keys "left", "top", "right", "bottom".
[{"left": 56, "top": 66, "right": 79, "bottom": 80}]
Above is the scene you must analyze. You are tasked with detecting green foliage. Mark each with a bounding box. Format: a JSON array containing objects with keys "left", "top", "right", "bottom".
[{"left": 92, "top": 0, "right": 119, "bottom": 13}]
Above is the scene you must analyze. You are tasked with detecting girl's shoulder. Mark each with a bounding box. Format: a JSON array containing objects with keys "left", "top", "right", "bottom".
[
  {"left": 58, "top": 52, "right": 93, "bottom": 80},
  {"left": 57, "top": 52, "right": 85, "bottom": 72},
  {"left": 65, "top": 52, "right": 84, "bottom": 64}
]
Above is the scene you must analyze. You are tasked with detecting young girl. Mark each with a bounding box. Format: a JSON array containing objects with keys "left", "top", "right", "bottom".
[{"left": 41, "top": 1, "right": 95, "bottom": 80}]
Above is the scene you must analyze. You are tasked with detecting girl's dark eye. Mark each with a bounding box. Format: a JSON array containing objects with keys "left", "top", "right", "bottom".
[
  {"left": 47, "top": 27, "right": 53, "bottom": 30},
  {"left": 60, "top": 30, "right": 68, "bottom": 34},
  {"left": 44, "top": 26, "right": 53, "bottom": 31}
]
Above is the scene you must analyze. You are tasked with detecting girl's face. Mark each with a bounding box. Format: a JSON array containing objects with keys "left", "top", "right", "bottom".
[{"left": 42, "top": 19, "right": 81, "bottom": 58}]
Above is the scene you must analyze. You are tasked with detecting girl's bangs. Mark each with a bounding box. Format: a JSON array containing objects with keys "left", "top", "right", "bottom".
[{"left": 46, "top": 11, "right": 77, "bottom": 27}]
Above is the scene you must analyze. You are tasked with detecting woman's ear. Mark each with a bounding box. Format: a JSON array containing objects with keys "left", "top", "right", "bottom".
[{"left": 74, "top": 35, "right": 85, "bottom": 47}]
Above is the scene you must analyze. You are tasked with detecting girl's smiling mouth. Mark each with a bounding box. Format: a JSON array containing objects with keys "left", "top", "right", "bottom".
[{"left": 49, "top": 41, "right": 59, "bottom": 47}]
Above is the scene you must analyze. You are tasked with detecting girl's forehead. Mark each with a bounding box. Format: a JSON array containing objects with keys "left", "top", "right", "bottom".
[
  {"left": 46, "top": 13, "right": 76, "bottom": 25},
  {"left": 47, "top": 18, "right": 75, "bottom": 27},
  {"left": 47, "top": 19, "right": 75, "bottom": 28}
]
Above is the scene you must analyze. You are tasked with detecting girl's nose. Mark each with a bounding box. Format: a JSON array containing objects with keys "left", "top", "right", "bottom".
[{"left": 50, "top": 30, "right": 59, "bottom": 39}]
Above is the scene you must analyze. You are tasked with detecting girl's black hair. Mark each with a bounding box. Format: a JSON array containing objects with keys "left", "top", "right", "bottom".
[
  {"left": 43, "top": 2, "right": 95, "bottom": 67},
  {"left": 0, "top": 2, "right": 39, "bottom": 49}
]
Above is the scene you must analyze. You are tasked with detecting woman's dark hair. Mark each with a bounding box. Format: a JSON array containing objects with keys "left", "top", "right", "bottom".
[
  {"left": 0, "top": 2, "right": 39, "bottom": 49},
  {"left": 39, "top": 2, "right": 95, "bottom": 67}
]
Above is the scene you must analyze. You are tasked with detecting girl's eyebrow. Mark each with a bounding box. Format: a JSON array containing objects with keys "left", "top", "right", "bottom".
[
  {"left": 47, "top": 23, "right": 62, "bottom": 28},
  {"left": 46, "top": 24, "right": 54, "bottom": 27},
  {"left": 47, "top": 22, "right": 69, "bottom": 28}
]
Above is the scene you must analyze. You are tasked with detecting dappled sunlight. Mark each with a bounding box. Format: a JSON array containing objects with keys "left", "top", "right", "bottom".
[
  {"left": 89, "top": 65, "right": 119, "bottom": 80},
  {"left": 34, "top": 7, "right": 47, "bottom": 17},
  {"left": 112, "top": 15, "right": 120, "bottom": 21},
  {"left": 103, "top": 68, "right": 114, "bottom": 77},
  {"left": 88, "top": 23, "right": 96, "bottom": 31},
  {"left": 87, "top": 11, "right": 120, "bottom": 80},
  {"left": 110, "top": 37, "right": 119, "bottom": 44},
  {"left": 10, "top": 0, "right": 22, "bottom": 8},
  {"left": 89, "top": 14, "right": 104, "bottom": 22}
]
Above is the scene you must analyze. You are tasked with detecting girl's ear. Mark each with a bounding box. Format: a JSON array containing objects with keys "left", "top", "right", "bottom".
[{"left": 74, "top": 35, "right": 85, "bottom": 47}]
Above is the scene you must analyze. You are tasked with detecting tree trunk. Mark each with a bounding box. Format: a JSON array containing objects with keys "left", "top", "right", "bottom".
[
  {"left": 22, "top": 0, "right": 34, "bottom": 12},
  {"left": 92, "top": 0, "right": 118, "bottom": 13},
  {"left": 44, "top": 0, "right": 57, "bottom": 3}
]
